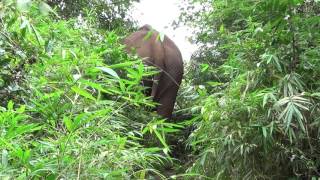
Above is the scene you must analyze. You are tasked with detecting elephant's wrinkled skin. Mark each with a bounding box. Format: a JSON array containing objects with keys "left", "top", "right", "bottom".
[{"left": 123, "top": 25, "right": 184, "bottom": 119}]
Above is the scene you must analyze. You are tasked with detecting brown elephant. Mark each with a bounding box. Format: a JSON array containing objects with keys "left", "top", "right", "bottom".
[{"left": 123, "top": 24, "right": 184, "bottom": 119}]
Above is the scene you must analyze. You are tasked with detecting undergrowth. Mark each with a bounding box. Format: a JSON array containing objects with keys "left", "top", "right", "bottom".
[{"left": 0, "top": 1, "right": 182, "bottom": 179}]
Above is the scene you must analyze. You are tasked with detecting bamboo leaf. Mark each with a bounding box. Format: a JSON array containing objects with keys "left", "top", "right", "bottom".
[
  {"left": 30, "top": 24, "right": 43, "bottom": 45},
  {"left": 71, "top": 86, "right": 96, "bottom": 101},
  {"left": 143, "top": 30, "right": 153, "bottom": 40},
  {"left": 157, "top": 32, "right": 165, "bottom": 42},
  {"left": 262, "top": 127, "right": 267, "bottom": 138},
  {"left": 154, "top": 129, "right": 169, "bottom": 150},
  {"left": 96, "top": 67, "right": 119, "bottom": 79},
  {"left": 63, "top": 116, "right": 74, "bottom": 132}
]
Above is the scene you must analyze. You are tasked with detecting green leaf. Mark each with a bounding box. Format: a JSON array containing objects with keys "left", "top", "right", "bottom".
[
  {"left": 263, "top": 94, "right": 268, "bottom": 108},
  {"left": 157, "top": 128, "right": 180, "bottom": 133},
  {"left": 69, "top": 50, "right": 78, "bottom": 59},
  {"left": 154, "top": 129, "right": 169, "bottom": 150},
  {"left": 311, "top": 92, "right": 320, "bottom": 98},
  {"left": 7, "top": 100, "right": 14, "bottom": 110},
  {"left": 63, "top": 116, "right": 74, "bottom": 132},
  {"left": 219, "top": 24, "right": 225, "bottom": 33},
  {"left": 139, "top": 170, "right": 146, "bottom": 179},
  {"left": 30, "top": 24, "right": 43, "bottom": 45},
  {"left": 16, "top": 105, "right": 25, "bottom": 113},
  {"left": 143, "top": 30, "right": 153, "bottom": 40},
  {"left": 96, "top": 67, "right": 119, "bottom": 79},
  {"left": 142, "top": 126, "right": 150, "bottom": 134},
  {"left": 200, "top": 63, "right": 209, "bottom": 72},
  {"left": 200, "top": 151, "right": 207, "bottom": 166},
  {"left": 14, "top": 148, "right": 31, "bottom": 163},
  {"left": 6, "top": 124, "right": 41, "bottom": 139},
  {"left": 19, "top": 16, "right": 29, "bottom": 30},
  {"left": 71, "top": 86, "right": 96, "bottom": 101},
  {"left": 207, "top": 81, "right": 223, "bottom": 87},
  {"left": 80, "top": 80, "right": 109, "bottom": 94},
  {"left": 262, "top": 127, "right": 267, "bottom": 138},
  {"left": 157, "top": 32, "right": 165, "bottom": 42}
]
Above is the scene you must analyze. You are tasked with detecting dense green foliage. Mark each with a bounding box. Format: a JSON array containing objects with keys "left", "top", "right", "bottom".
[
  {"left": 180, "top": 0, "right": 320, "bottom": 179},
  {"left": 47, "top": 0, "right": 139, "bottom": 31},
  {"left": 0, "top": 1, "right": 178, "bottom": 179},
  {"left": 3, "top": 0, "right": 320, "bottom": 179}
]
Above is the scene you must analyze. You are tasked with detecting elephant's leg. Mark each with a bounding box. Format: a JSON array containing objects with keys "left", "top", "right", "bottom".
[
  {"left": 151, "top": 73, "right": 161, "bottom": 98},
  {"left": 156, "top": 85, "right": 179, "bottom": 119},
  {"left": 141, "top": 78, "right": 153, "bottom": 97},
  {"left": 154, "top": 62, "right": 182, "bottom": 119},
  {"left": 157, "top": 98, "right": 174, "bottom": 119}
]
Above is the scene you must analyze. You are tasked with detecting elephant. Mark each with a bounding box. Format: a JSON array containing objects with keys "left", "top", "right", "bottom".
[{"left": 123, "top": 24, "right": 184, "bottom": 119}]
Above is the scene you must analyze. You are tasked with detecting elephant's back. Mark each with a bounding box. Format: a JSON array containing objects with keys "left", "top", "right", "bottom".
[
  {"left": 123, "top": 26, "right": 184, "bottom": 80},
  {"left": 163, "top": 37, "right": 184, "bottom": 79}
]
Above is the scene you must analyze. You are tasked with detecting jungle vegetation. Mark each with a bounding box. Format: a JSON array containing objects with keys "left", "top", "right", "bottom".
[{"left": 1, "top": 0, "right": 320, "bottom": 179}]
